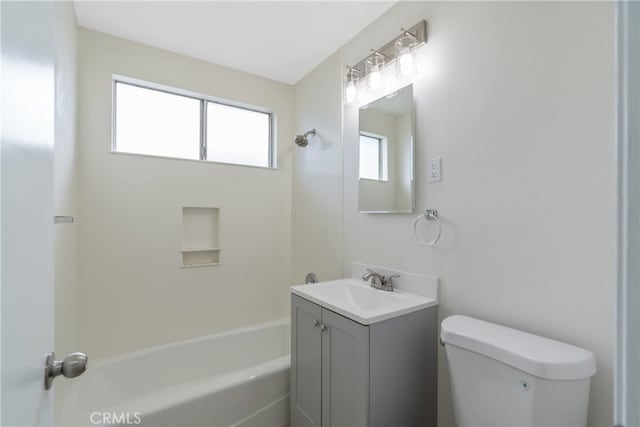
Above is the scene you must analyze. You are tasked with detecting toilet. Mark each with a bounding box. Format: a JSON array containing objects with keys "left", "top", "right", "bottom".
[{"left": 441, "top": 315, "right": 596, "bottom": 426}]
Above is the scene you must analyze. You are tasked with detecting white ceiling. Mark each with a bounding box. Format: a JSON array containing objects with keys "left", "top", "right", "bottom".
[{"left": 74, "top": 1, "right": 396, "bottom": 85}]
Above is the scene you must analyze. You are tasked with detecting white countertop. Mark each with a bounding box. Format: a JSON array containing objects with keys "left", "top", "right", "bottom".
[{"left": 291, "top": 278, "right": 438, "bottom": 325}]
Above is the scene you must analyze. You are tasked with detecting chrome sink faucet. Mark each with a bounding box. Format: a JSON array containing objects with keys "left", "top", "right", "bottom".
[{"left": 362, "top": 269, "right": 399, "bottom": 292}]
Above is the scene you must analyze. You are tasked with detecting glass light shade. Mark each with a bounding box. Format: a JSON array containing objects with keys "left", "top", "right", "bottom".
[
  {"left": 345, "top": 80, "right": 358, "bottom": 104},
  {"left": 395, "top": 35, "right": 417, "bottom": 78},
  {"left": 366, "top": 53, "right": 386, "bottom": 92}
]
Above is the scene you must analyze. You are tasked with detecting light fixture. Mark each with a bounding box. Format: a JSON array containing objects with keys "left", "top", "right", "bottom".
[
  {"left": 366, "top": 49, "right": 386, "bottom": 92},
  {"left": 343, "top": 20, "right": 427, "bottom": 104},
  {"left": 344, "top": 66, "right": 360, "bottom": 104},
  {"left": 395, "top": 29, "right": 418, "bottom": 78}
]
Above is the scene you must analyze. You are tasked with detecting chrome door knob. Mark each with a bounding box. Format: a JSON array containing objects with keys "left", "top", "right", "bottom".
[{"left": 44, "top": 352, "right": 88, "bottom": 390}]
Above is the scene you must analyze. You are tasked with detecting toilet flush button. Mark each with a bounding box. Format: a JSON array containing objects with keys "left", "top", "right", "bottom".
[{"left": 520, "top": 380, "right": 530, "bottom": 391}]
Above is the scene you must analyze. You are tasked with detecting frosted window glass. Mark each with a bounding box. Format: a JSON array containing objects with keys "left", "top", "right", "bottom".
[
  {"left": 360, "top": 134, "right": 381, "bottom": 180},
  {"left": 115, "top": 83, "right": 200, "bottom": 160},
  {"left": 206, "top": 102, "right": 270, "bottom": 167}
]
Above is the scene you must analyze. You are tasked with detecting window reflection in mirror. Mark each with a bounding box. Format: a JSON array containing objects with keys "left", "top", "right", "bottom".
[
  {"left": 358, "top": 84, "right": 414, "bottom": 213},
  {"left": 359, "top": 133, "right": 388, "bottom": 181}
]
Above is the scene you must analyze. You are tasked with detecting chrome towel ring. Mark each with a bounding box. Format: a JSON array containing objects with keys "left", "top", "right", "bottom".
[{"left": 413, "top": 209, "right": 442, "bottom": 246}]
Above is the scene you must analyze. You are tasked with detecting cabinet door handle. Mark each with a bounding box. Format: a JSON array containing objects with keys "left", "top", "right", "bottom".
[
  {"left": 314, "top": 320, "right": 320, "bottom": 328},
  {"left": 319, "top": 324, "right": 327, "bottom": 332}
]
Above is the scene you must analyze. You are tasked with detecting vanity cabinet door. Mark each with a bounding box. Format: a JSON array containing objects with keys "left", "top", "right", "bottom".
[
  {"left": 291, "top": 295, "right": 323, "bottom": 427},
  {"left": 321, "top": 308, "right": 370, "bottom": 427}
]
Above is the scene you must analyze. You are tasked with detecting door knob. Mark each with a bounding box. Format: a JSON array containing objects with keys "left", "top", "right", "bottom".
[{"left": 44, "top": 352, "right": 88, "bottom": 390}]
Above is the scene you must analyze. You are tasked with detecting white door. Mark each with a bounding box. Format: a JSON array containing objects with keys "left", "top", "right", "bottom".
[{"left": 1, "top": 1, "right": 56, "bottom": 425}]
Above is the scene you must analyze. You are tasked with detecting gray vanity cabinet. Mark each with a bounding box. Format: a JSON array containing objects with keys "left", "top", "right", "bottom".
[
  {"left": 320, "top": 308, "right": 369, "bottom": 427},
  {"left": 291, "top": 296, "right": 323, "bottom": 426},
  {"left": 291, "top": 295, "right": 369, "bottom": 427},
  {"left": 291, "top": 294, "right": 438, "bottom": 427}
]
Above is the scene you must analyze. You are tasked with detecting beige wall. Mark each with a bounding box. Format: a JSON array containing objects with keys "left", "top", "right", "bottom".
[
  {"left": 291, "top": 52, "right": 344, "bottom": 285},
  {"left": 77, "top": 28, "right": 294, "bottom": 359},
  {"left": 294, "top": 2, "right": 615, "bottom": 426}
]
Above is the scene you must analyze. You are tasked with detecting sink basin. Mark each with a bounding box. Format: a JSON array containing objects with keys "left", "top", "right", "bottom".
[{"left": 290, "top": 278, "right": 438, "bottom": 325}]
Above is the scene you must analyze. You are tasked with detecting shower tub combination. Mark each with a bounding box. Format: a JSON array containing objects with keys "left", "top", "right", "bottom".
[{"left": 60, "top": 320, "right": 290, "bottom": 427}]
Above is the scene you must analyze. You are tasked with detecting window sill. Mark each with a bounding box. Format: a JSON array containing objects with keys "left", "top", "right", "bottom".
[
  {"left": 359, "top": 178, "right": 390, "bottom": 183},
  {"left": 180, "top": 262, "right": 221, "bottom": 269},
  {"left": 109, "top": 150, "right": 278, "bottom": 171}
]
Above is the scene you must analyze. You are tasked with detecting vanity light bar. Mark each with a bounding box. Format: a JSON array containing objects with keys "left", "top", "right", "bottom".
[{"left": 348, "top": 20, "right": 427, "bottom": 79}]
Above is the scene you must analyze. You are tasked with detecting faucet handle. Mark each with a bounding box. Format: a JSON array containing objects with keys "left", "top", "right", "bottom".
[{"left": 384, "top": 274, "right": 400, "bottom": 290}]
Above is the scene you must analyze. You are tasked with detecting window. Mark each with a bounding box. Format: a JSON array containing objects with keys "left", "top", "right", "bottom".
[
  {"left": 113, "top": 78, "right": 273, "bottom": 168},
  {"left": 206, "top": 102, "right": 270, "bottom": 168},
  {"left": 359, "top": 133, "right": 388, "bottom": 181},
  {"left": 115, "top": 83, "right": 200, "bottom": 160}
]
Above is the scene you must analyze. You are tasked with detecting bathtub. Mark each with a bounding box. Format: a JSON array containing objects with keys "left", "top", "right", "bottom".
[{"left": 59, "top": 319, "right": 290, "bottom": 427}]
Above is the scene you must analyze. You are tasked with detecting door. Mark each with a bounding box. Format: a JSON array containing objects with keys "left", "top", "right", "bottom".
[
  {"left": 321, "top": 309, "right": 369, "bottom": 427},
  {"left": 291, "top": 295, "right": 322, "bottom": 427},
  {"left": 1, "top": 1, "right": 56, "bottom": 425}
]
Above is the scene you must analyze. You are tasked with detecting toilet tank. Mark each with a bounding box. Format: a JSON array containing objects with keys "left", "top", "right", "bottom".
[{"left": 441, "top": 315, "right": 596, "bottom": 427}]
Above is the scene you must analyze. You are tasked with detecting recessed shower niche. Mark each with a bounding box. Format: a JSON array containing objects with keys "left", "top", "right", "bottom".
[{"left": 181, "top": 207, "right": 221, "bottom": 268}]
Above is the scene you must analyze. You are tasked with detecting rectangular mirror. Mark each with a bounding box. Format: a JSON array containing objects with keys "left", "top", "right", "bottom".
[{"left": 358, "top": 84, "right": 414, "bottom": 213}]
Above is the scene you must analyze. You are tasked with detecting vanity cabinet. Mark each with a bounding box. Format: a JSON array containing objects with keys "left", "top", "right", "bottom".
[{"left": 290, "top": 294, "right": 437, "bottom": 427}]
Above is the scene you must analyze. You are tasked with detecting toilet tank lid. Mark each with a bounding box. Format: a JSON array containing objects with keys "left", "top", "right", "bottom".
[{"left": 440, "top": 315, "right": 596, "bottom": 380}]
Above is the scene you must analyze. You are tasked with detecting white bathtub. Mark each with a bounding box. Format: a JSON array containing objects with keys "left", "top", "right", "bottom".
[{"left": 59, "top": 319, "right": 290, "bottom": 427}]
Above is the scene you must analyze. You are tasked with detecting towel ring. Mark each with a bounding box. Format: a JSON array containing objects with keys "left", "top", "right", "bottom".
[{"left": 413, "top": 209, "right": 442, "bottom": 246}]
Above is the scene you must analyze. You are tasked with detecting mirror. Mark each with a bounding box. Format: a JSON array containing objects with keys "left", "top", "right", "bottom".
[{"left": 358, "top": 84, "right": 414, "bottom": 213}]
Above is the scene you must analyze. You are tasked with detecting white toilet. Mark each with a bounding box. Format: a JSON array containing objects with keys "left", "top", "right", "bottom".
[{"left": 441, "top": 315, "right": 596, "bottom": 426}]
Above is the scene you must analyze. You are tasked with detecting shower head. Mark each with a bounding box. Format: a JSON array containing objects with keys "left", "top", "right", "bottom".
[{"left": 294, "top": 128, "right": 317, "bottom": 147}]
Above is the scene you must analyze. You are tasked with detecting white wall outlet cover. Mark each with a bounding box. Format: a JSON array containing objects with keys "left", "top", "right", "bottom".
[{"left": 427, "top": 157, "right": 441, "bottom": 183}]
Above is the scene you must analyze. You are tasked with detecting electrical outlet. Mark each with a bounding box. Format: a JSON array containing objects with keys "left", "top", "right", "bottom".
[{"left": 427, "top": 157, "right": 442, "bottom": 183}]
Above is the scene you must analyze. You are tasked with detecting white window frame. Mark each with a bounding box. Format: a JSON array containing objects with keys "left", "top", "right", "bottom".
[
  {"left": 359, "top": 131, "right": 388, "bottom": 182},
  {"left": 111, "top": 75, "right": 275, "bottom": 169}
]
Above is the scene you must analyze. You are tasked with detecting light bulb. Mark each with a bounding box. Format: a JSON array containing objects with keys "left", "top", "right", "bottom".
[
  {"left": 345, "top": 80, "right": 357, "bottom": 104},
  {"left": 398, "top": 52, "right": 416, "bottom": 77},
  {"left": 395, "top": 33, "right": 418, "bottom": 78},
  {"left": 365, "top": 51, "right": 386, "bottom": 92},
  {"left": 368, "top": 68, "right": 383, "bottom": 91}
]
